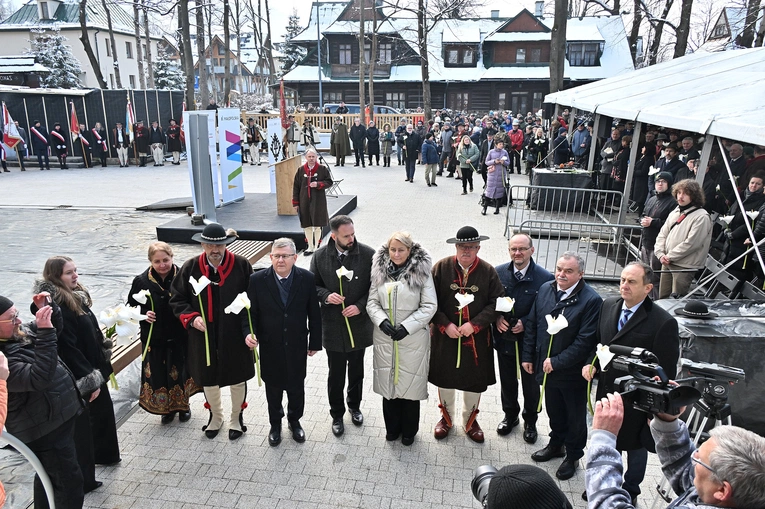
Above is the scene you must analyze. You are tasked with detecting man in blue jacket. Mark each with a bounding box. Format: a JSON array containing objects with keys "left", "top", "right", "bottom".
[
  {"left": 522, "top": 252, "right": 602, "bottom": 480},
  {"left": 493, "top": 233, "right": 553, "bottom": 444},
  {"left": 571, "top": 121, "right": 592, "bottom": 167},
  {"left": 421, "top": 132, "right": 439, "bottom": 187}
]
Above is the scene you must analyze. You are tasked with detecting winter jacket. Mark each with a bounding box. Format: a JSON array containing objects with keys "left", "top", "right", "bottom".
[
  {"left": 310, "top": 236, "right": 375, "bottom": 353},
  {"left": 599, "top": 139, "right": 622, "bottom": 175},
  {"left": 484, "top": 147, "right": 509, "bottom": 199},
  {"left": 456, "top": 141, "right": 480, "bottom": 170},
  {"left": 526, "top": 135, "right": 548, "bottom": 165},
  {"left": 552, "top": 134, "right": 570, "bottom": 165},
  {"left": 508, "top": 129, "right": 524, "bottom": 152},
  {"left": 522, "top": 279, "right": 602, "bottom": 386},
  {"left": 654, "top": 206, "right": 713, "bottom": 269},
  {"left": 571, "top": 128, "right": 592, "bottom": 157},
  {"left": 366, "top": 126, "right": 380, "bottom": 155},
  {"left": 149, "top": 127, "right": 165, "bottom": 144},
  {"left": 403, "top": 132, "right": 422, "bottom": 161},
  {"left": 367, "top": 244, "right": 437, "bottom": 400},
  {"left": 641, "top": 190, "right": 676, "bottom": 250},
  {"left": 723, "top": 190, "right": 765, "bottom": 262},
  {"left": 1, "top": 307, "right": 83, "bottom": 444},
  {"left": 493, "top": 259, "right": 554, "bottom": 354},
  {"left": 349, "top": 124, "right": 367, "bottom": 148},
  {"left": 439, "top": 128, "right": 454, "bottom": 154},
  {"left": 421, "top": 139, "right": 439, "bottom": 164}
]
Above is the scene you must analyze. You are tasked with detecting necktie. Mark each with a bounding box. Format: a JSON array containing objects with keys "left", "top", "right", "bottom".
[
  {"left": 515, "top": 271, "right": 523, "bottom": 281},
  {"left": 556, "top": 290, "right": 566, "bottom": 302},
  {"left": 279, "top": 278, "right": 288, "bottom": 286},
  {"left": 338, "top": 253, "right": 345, "bottom": 265},
  {"left": 618, "top": 309, "right": 632, "bottom": 331}
]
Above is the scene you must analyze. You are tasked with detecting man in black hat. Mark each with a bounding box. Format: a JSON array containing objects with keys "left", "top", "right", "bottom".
[
  {"left": 285, "top": 114, "right": 299, "bottom": 158},
  {"left": 166, "top": 119, "right": 182, "bottom": 165},
  {"left": 149, "top": 120, "right": 166, "bottom": 166},
  {"left": 0, "top": 293, "right": 85, "bottom": 508},
  {"left": 30, "top": 120, "right": 51, "bottom": 171},
  {"left": 484, "top": 465, "right": 572, "bottom": 509},
  {"left": 430, "top": 226, "right": 504, "bottom": 443},
  {"left": 134, "top": 120, "right": 149, "bottom": 167},
  {"left": 640, "top": 171, "right": 676, "bottom": 298},
  {"left": 112, "top": 121, "right": 130, "bottom": 168},
  {"left": 170, "top": 223, "right": 254, "bottom": 440}
]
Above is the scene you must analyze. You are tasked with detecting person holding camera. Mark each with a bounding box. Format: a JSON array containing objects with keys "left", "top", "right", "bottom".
[
  {"left": 493, "top": 234, "right": 553, "bottom": 443},
  {"left": 586, "top": 392, "right": 765, "bottom": 509},
  {"left": 582, "top": 261, "right": 679, "bottom": 505}
]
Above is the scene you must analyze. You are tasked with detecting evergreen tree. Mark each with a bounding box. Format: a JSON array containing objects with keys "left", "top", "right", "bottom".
[
  {"left": 28, "top": 28, "right": 83, "bottom": 89},
  {"left": 153, "top": 50, "right": 185, "bottom": 90},
  {"left": 280, "top": 9, "right": 306, "bottom": 75}
]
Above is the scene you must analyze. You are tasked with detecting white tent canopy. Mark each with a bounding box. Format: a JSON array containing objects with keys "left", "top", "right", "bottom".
[{"left": 545, "top": 47, "right": 765, "bottom": 146}]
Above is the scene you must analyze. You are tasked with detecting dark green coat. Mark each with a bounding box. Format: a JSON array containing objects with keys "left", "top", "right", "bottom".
[{"left": 330, "top": 123, "right": 351, "bottom": 156}]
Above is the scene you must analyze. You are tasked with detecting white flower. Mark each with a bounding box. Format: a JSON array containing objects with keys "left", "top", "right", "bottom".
[
  {"left": 545, "top": 314, "right": 568, "bottom": 335},
  {"left": 336, "top": 266, "right": 354, "bottom": 280},
  {"left": 99, "top": 307, "right": 118, "bottom": 328},
  {"left": 720, "top": 215, "right": 735, "bottom": 225},
  {"left": 100, "top": 304, "right": 147, "bottom": 340},
  {"left": 455, "top": 293, "right": 475, "bottom": 310},
  {"left": 648, "top": 166, "right": 660, "bottom": 175},
  {"left": 224, "top": 292, "right": 251, "bottom": 314},
  {"left": 190, "top": 275, "right": 212, "bottom": 296},
  {"left": 716, "top": 185, "right": 721, "bottom": 192},
  {"left": 132, "top": 289, "right": 150, "bottom": 305},
  {"left": 746, "top": 210, "right": 759, "bottom": 220},
  {"left": 596, "top": 343, "right": 616, "bottom": 369},
  {"left": 384, "top": 281, "right": 401, "bottom": 295},
  {"left": 495, "top": 297, "right": 515, "bottom": 313}
]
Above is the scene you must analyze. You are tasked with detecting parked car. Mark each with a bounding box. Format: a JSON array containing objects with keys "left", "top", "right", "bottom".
[{"left": 322, "top": 103, "right": 401, "bottom": 115}]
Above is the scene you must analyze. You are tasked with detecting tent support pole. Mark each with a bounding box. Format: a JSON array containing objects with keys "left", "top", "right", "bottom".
[
  {"left": 587, "top": 113, "right": 601, "bottom": 172},
  {"left": 616, "top": 120, "right": 642, "bottom": 227},
  {"left": 696, "top": 135, "right": 713, "bottom": 185}
]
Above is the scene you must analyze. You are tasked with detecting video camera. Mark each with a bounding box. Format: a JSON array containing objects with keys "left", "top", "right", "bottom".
[{"left": 609, "top": 346, "right": 701, "bottom": 415}]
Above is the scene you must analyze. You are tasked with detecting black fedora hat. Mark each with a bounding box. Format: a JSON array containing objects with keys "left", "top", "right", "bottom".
[
  {"left": 446, "top": 226, "right": 489, "bottom": 244},
  {"left": 191, "top": 223, "right": 237, "bottom": 245},
  {"left": 674, "top": 300, "right": 718, "bottom": 319}
]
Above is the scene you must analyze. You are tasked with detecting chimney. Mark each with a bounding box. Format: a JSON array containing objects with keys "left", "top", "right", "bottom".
[
  {"left": 490, "top": 10, "right": 499, "bottom": 18},
  {"left": 535, "top": 1, "right": 544, "bottom": 17}
]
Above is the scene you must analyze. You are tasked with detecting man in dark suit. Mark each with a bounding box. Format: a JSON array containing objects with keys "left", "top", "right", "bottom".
[
  {"left": 243, "top": 238, "right": 322, "bottom": 446},
  {"left": 582, "top": 261, "right": 679, "bottom": 505},
  {"left": 493, "top": 233, "right": 553, "bottom": 443}
]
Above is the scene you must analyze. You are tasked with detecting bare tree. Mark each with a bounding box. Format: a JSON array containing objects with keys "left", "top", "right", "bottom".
[
  {"left": 142, "top": 0, "right": 155, "bottom": 88},
  {"left": 195, "top": 0, "right": 208, "bottom": 104},
  {"left": 740, "top": 0, "right": 762, "bottom": 47},
  {"left": 368, "top": 3, "right": 378, "bottom": 122},
  {"left": 133, "top": 2, "right": 146, "bottom": 88},
  {"left": 645, "top": 0, "right": 677, "bottom": 65},
  {"left": 358, "top": 0, "right": 366, "bottom": 125},
  {"left": 628, "top": 0, "right": 643, "bottom": 64},
  {"left": 101, "top": 0, "right": 122, "bottom": 87},
  {"left": 673, "top": 0, "right": 694, "bottom": 57},
  {"left": 232, "top": 0, "right": 244, "bottom": 93},
  {"left": 549, "top": 0, "right": 568, "bottom": 93},
  {"left": 78, "top": 0, "right": 107, "bottom": 88},
  {"left": 178, "top": 0, "right": 195, "bottom": 107},
  {"left": 205, "top": 3, "right": 218, "bottom": 101},
  {"left": 223, "top": 0, "right": 231, "bottom": 103}
]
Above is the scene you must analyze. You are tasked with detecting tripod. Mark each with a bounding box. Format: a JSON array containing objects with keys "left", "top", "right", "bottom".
[
  {"left": 650, "top": 380, "right": 732, "bottom": 508},
  {"left": 305, "top": 127, "right": 342, "bottom": 197}
]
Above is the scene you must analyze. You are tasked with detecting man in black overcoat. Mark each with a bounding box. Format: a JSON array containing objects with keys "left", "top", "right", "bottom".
[
  {"left": 243, "top": 238, "right": 322, "bottom": 446},
  {"left": 582, "top": 261, "right": 678, "bottom": 505}
]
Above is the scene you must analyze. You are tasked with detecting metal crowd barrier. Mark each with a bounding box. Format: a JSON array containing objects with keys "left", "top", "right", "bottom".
[
  {"left": 517, "top": 220, "right": 643, "bottom": 281},
  {"left": 505, "top": 185, "right": 625, "bottom": 239},
  {"left": 0, "top": 432, "right": 56, "bottom": 509}
]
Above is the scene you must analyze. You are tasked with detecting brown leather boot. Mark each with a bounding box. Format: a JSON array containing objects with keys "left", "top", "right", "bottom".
[
  {"left": 434, "top": 403, "right": 453, "bottom": 439},
  {"left": 465, "top": 408, "right": 484, "bottom": 443}
]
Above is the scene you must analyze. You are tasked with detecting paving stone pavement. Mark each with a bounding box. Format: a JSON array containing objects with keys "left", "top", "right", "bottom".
[{"left": 0, "top": 157, "right": 667, "bottom": 509}]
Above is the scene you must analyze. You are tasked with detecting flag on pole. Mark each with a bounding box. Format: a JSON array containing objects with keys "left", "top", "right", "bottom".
[
  {"left": 279, "top": 79, "right": 290, "bottom": 129},
  {"left": 179, "top": 101, "right": 186, "bottom": 144},
  {"left": 126, "top": 94, "right": 135, "bottom": 142},
  {"left": 1, "top": 102, "right": 22, "bottom": 149},
  {"left": 69, "top": 102, "right": 80, "bottom": 141}
]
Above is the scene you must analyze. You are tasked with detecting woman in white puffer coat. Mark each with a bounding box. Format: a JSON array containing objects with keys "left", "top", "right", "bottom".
[{"left": 367, "top": 232, "right": 437, "bottom": 446}]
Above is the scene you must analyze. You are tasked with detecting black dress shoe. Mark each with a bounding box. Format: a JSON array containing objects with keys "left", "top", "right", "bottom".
[
  {"left": 229, "top": 429, "right": 244, "bottom": 441},
  {"left": 350, "top": 409, "right": 363, "bottom": 426},
  {"left": 556, "top": 457, "right": 578, "bottom": 480},
  {"left": 496, "top": 416, "right": 520, "bottom": 436},
  {"left": 84, "top": 481, "right": 103, "bottom": 493},
  {"left": 531, "top": 443, "right": 566, "bottom": 462},
  {"left": 582, "top": 490, "right": 588, "bottom": 501},
  {"left": 523, "top": 422, "right": 538, "bottom": 444},
  {"left": 386, "top": 432, "right": 401, "bottom": 441},
  {"left": 204, "top": 429, "right": 219, "bottom": 439},
  {"left": 161, "top": 412, "right": 176, "bottom": 424},
  {"left": 268, "top": 426, "right": 282, "bottom": 447},
  {"left": 178, "top": 410, "right": 191, "bottom": 422},
  {"left": 401, "top": 436, "right": 414, "bottom": 446},
  {"left": 289, "top": 421, "right": 306, "bottom": 443},
  {"left": 332, "top": 418, "right": 344, "bottom": 437}
]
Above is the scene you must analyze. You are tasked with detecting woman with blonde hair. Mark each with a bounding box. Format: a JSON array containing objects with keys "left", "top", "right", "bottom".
[
  {"left": 127, "top": 242, "right": 200, "bottom": 424},
  {"left": 367, "top": 231, "right": 437, "bottom": 445}
]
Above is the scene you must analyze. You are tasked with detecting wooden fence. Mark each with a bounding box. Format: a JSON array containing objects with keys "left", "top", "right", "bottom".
[{"left": 240, "top": 112, "right": 426, "bottom": 132}]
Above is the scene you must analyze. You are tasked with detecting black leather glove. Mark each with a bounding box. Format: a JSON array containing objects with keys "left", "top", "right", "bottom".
[
  {"left": 379, "top": 319, "right": 396, "bottom": 337},
  {"left": 391, "top": 325, "right": 409, "bottom": 341}
]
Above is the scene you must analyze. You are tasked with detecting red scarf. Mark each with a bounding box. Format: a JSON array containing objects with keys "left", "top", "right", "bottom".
[
  {"left": 453, "top": 257, "right": 481, "bottom": 366},
  {"left": 303, "top": 162, "right": 317, "bottom": 199},
  {"left": 196, "top": 250, "right": 235, "bottom": 322}
]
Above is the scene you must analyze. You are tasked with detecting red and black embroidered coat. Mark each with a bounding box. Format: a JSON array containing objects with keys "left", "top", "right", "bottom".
[
  {"left": 170, "top": 251, "right": 253, "bottom": 387},
  {"left": 429, "top": 256, "right": 503, "bottom": 392}
]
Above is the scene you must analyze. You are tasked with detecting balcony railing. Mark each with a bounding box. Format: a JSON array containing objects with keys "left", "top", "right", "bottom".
[{"left": 329, "top": 63, "right": 391, "bottom": 79}]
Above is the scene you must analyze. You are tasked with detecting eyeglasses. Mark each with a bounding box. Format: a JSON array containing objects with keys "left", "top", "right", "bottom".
[
  {"left": 271, "top": 254, "right": 295, "bottom": 260},
  {"left": 0, "top": 312, "right": 19, "bottom": 324},
  {"left": 509, "top": 247, "right": 530, "bottom": 252},
  {"left": 691, "top": 450, "right": 720, "bottom": 480},
  {"left": 456, "top": 245, "right": 480, "bottom": 251}
]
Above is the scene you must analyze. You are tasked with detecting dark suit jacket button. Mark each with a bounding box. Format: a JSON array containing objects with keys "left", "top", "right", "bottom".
[{"left": 284, "top": 314, "right": 288, "bottom": 317}]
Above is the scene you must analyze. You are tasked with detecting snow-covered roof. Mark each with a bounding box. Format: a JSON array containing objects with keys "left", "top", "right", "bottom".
[
  {"left": 442, "top": 24, "right": 482, "bottom": 43},
  {"left": 322, "top": 19, "right": 399, "bottom": 35},
  {"left": 544, "top": 47, "right": 765, "bottom": 146},
  {"left": 291, "top": 1, "right": 351, "bottom": 43},
  {"left": 0, "top": 55, "right": 49, "bottom": 73}
]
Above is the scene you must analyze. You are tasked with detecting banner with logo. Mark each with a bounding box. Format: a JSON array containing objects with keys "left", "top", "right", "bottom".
[
  {"left": 266, "top": 117, "right": 281, "bottom": 193},
  {"left": 217, "top": 108, "right": 245, "bottom": 204}
]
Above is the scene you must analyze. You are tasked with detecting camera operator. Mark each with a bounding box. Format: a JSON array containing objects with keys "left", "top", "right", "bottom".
[
  {"left": 586, "top": 392, "right": 765, "bottom": 509},
  {"left": 582, "top": 261, "right": 679, "bottom": 504}
]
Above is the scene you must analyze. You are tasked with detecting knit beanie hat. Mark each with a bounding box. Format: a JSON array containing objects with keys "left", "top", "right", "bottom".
[
  {"left": 656, "top": 171, "right": 674, "bottom": 185},
  {"left": 0, "top": 296, "right": 13, "bottom": 317},
  {"left": 486, "top": 465, "right": 572, "bottom": 509}
]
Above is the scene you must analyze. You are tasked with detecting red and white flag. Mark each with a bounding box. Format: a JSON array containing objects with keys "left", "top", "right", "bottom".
[
  {"left": 126, "top": 94, "right": 135, "bottom": 142},
  {"left": 179, "top": 101, "right": 186, "bottom": 144},
  {"left": 69, "top": 102, "right": 80, "bottom": 141},
  {"left": 279, "top": 79, "right": 290, "bottom": 129},
  {"left": 2, "top": 102, "right": 22, "bottom": 149}
]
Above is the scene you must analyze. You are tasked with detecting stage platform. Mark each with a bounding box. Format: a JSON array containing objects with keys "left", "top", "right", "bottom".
[{"left": 153, "top": 193, "right": 357, "bottom": 249}]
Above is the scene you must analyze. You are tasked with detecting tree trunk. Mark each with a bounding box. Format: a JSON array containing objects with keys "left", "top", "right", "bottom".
[
  {"left": 358, "top": 0, "right": 366, "bottom": 125},
  {"left": 196, "top": 0, "right": 209, "bottom": 105},
  {"left": 101, "top": 0, "right": 121, "bottom": 88},
  {"left": 78, "top": 0, "right": 107, "bottom": 88},
  {"left": 739, "top": 0, "right": 762, "bottom": 47},
  {"left": 368, "top": 3, "right": 377, "bottom": 122},
  {"left": 549, "top": 0, "right": 568, "bottom": 93},
  {"left": 142, "top": 0, "right": 154, "bottom": 88},
  {"left": 263, "top": 0, "right": 276, "bottom": 92},
  {"left": 178, "top": 0, "right": 195, "bottom": 108},
  {"left": 672, "top": 0, "right": 693, "bottom": 58},
  {"left": 418, "top": 0, "right": 432, "bottom": 121},
  {"left": 756, "top": 10, "right": 765, "bottom": 47},
  {"left": 223, "top": 0, "right": 231, "bottom": 104},
  {"left": 234, "top": 0, "right": 243, "bottom": 93},
  {"left": 648, "top": 0, "right": 674, "bottom": 65},
  {"left": 133, "top": 2, "right": 145, "bottom": 88},
  {"left": 628, "top": 0, "right": 642, "bottom": 65},
  {"left": 206, "top": 5, "right": 218, "bottom": 102}
]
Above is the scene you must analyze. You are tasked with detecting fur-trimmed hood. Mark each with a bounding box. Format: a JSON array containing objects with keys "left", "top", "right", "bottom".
[
  {"left": 371, "top": 243, "right": 432, "bottom": 288},
  {"left": 32, "top": 278, "right": 58, "bottom": 297}
]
